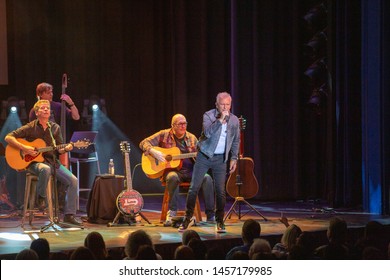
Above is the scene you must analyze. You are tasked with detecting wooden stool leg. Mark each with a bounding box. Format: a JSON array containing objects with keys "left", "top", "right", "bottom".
[
  {"left": 194, "top": 197, "right": 202, "bottom": 222},
  {"left": 46, "top": 176, "right": 54, "bottom": 222},
  {"left": 160, "top": 188, "right": 169, "bottom": 222},
  {"left": 22, "top": 174, "right": 32, "bottom": 226}
]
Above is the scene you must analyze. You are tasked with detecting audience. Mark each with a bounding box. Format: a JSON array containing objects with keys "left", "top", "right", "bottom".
[
  {"left": 135, "top": 245, "right": 158, "bottom": 260},
  {"left": 314, "top": 217, "right": 350, "bottom": 259},
  {"left": 15, "top": 249, "right": 39, "bottom": 260},
  {"left": 272, "top": 224, "right": 302, "bottom": 259},
  {"left": 69, "top": 246, "right": 95, "bottom": 260},
  {"left": 10, "top": 214, "right": 388, "bottom": 260},
  {"left": 225, "top": 219, "right": 261, "bottom": 259},
  {"left": 84, "top": 231, "right": 108, "bottom": 260},
  {"left": 30, "top": 238, "right": 50, "bottom": 260},
  {"left": 124, "top": 229, "right": 162, "bottom": 260},
  {"left": 174, "top": 245, "right": 194, "bottom": 260},
  {"left": 352, "top": 221, "right": 388, "bottom": 259},
  {"left": 248, "top": 238, "right": 272, "bottom": 259},
  {"left": 181, "top": 229, "right": 201, "bottom": 245},
  {"left": 187, "top": 238, "right": 207, "bottom": 260}
]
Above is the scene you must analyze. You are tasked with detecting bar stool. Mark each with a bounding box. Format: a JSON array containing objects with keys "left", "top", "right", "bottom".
[
  {"left": 160, "top": 182, "right": 202, "bottom": 223},
  {"left": 22, "top": 173, "right": 54, "bottom": 227}
]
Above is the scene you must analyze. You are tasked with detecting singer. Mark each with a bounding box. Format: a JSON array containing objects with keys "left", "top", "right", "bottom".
[
  {"left": 179, "top": 92, "right": 240, "bottom": 233},
  {"left": 5, "top": 99, "right": 82, "bottom": 226}
]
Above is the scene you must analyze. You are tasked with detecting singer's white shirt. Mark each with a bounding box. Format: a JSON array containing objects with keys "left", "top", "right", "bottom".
[{"left": 213, "top": 123, "right": 227, "bottom": 154}]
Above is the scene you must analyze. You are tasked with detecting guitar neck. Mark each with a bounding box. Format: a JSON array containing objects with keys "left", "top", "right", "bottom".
[
  {"left": 124, "top": 152, "right": 133, "bottom": 191},
  {"left": 172, "top": 152, "right": 197, "bottom": 160},
  {"left": 36, "top": 143, "right": 68, "bottom": 153}
]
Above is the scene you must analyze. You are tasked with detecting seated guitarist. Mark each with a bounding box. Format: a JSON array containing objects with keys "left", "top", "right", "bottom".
[
  {"left": 139, "top": 114, "right": 215, "bottom": 226},
  {"left": 5, "top": 100, "right": 82, "bottom": 226}
]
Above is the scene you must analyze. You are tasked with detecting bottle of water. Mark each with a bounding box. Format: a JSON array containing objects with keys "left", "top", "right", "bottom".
[{"left": 108, "top": 159, "right": 115, "bottom": 175}]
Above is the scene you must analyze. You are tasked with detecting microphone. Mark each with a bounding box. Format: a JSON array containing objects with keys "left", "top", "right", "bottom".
[{"left": 224, "top": 114, "right": 230, "bottom": 122}]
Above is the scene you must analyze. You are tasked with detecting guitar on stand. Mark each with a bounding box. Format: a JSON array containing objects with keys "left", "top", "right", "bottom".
[
  {"left": 108, "top": 141, "right": 151, "bottom": 227},
  {"left": 60, "top": 73, "right": 69, "bottom": 169},
  {"left": 224, "top": 116, "right": 267, "bottom": 222}
]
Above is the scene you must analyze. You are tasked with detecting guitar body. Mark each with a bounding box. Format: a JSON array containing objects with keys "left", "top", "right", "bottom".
[
  {"left": 226, "top": 157, "right": 259, "bottom": 199},
  {"left": 5, "top": 138, "right": 46, "bottom": 170},
  {"left": 117, "top": 190, "right": 144, "bottom": 215},
  {"left": 5, "top": 138, "right": 91, "bottom": 171},
  {"left": 141, "top": 146, "right": 183, "bottom": 179}
]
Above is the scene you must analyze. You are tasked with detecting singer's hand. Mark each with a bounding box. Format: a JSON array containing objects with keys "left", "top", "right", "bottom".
[
  {"left": 229, "top": 159, "right": 237, "bottom": 174},
  {"left": 219, "top": 110, "right": 230, "bottom": 123}
]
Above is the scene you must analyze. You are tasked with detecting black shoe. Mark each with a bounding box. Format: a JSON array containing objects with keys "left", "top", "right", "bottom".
[
  {"left": 37, "top": 196, "right": 46, "bottom": 211},
  {"left": 63, "top": 214, "right": 83, "bottom": 226},
  {"left": 216, "top": 221, "right": 226, "bottom": 233},
  {"left": 178, "top": 217, "right": 195, "bottom": 232}
]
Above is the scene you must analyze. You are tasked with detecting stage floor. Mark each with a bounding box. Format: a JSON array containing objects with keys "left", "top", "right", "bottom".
[{"left": 1, "top": 196, "right": 389, "bottom": 259}]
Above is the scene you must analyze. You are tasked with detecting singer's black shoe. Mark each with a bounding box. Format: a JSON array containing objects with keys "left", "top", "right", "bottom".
[{"left": 63, "top": 214, "right": 83, "bottom": 226}]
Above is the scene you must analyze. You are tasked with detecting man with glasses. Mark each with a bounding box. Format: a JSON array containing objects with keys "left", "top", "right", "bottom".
[
  {"left": 5, "top": 99, "right": 82, "bottom": 226},
  {"left": 140, "top": 114, "right": 215, "bottom": 226}
]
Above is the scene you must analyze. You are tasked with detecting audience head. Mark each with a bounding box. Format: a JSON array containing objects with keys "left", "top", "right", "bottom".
[
  {"left": 206, "top": 245, "right": 226, "bottom": 260},
  {"left": 124, "top": 229, "right": 154, "bottom": 259},
  {"left": 135, "top": 245, "right": 158, "bottom": 260},
  {"left": 230, "top": 251, "right": 250, "bottom": 260},
  {"left": 30, "top": 238, "right": 50, "bottom": 260},
  {"left": 364, "top": 221, "right": 384, "bottom": 239},
  {"left": 187, "top": 238, "right": 207, "bottom": 260},
  {"left": 84, "top": 231, "right": 107, "bottom": 260},
  {"left": 181, "top": 229, "right": 201, "bottom": 245},
  {"left": 15, "top": 249, "right": 39, "bottom": 260},
  {"left": 174, "top": 245, "right": 194, "bottom": 260},
  {"left": 327, "top": 217, "right": 348, "bottom": 244},
  {"left": 70, "top": 246, "right": 95, "bottom": 260},
  {"left": 248, "top": 238, "right": 271, "bottom": 259},
  {"left": 241, "top": 219, "right": 261, "bottom": 245},
  {"left": 281, "top": 224, "right": 302, "bottom": 251}
]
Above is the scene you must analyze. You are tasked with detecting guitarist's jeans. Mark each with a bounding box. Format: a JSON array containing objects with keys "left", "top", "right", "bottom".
[
  {"left": 185, "top": 153, "right": 227, "bottom": 222},
  {"left": 165, "top": 171, "right": 215, "bottom": 219},
  {"left": 27, "top": 162, "right": 78, "bottom": 215}
]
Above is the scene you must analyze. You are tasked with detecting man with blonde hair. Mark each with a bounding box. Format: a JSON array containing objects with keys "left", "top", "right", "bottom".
[{"left": 5, "top": 99, "right": 82, "bottom": 226}]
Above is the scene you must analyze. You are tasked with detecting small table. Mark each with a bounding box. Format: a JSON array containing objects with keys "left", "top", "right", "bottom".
[{"left": 87, "top": 175, "right": 125, "bottom": 224}]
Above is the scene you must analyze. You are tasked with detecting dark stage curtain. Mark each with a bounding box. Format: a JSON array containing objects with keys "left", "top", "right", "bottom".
[{"left": 3, "top": 0, "right": 388, "bottom": 211}]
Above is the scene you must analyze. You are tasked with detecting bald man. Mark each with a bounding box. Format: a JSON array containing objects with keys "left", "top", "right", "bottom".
[{"left": 140, "top": 114, "right": 215, "bottom": 225}]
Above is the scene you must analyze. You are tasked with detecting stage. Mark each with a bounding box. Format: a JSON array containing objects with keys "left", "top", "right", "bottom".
[{"left": 1, "top": 195, "right": 389, "bottom": 260}]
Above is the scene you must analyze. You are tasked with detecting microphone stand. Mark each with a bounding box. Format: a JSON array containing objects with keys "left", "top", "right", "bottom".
[{"left": 41, "top": 124, "right": 83, "bottom": 232}]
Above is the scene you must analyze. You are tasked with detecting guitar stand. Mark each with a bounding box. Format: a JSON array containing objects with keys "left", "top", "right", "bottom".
[
  {"left": 107, "top": 211, "right": 151, "bottom": 227},
  {"left": 224, "top": 177, "right": 268, "bottom": 222}
]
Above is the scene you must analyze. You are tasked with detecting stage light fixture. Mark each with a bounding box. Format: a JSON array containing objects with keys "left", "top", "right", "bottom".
[
  {"left": 303, "top": 2, "right": 327, "bottom": 33},
  {"left": 304, "top": 30, "right": 327, "bottom": 59},
  {"left": 0, "top": 96, "right": 27, "bottom": 121},
  {"left": 304, "top": 58, "right": 327, "bottom": 87},
  {"left": 308, "top": 83, "right": 328, "bottom": 108}
]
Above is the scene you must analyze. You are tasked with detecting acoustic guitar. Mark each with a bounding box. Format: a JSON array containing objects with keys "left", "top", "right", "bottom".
[
  {"left": 226, "top": 116, "right": 259, "bottom": 199},
  {"left": 5, "top": 138, "right": 91, "bottom": 171},
  {"left": 141, "top": 146, "right": 197, "bottom": 179},
  {"left": 116, "top": 141, "right": 144, "bottom": 215}
]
